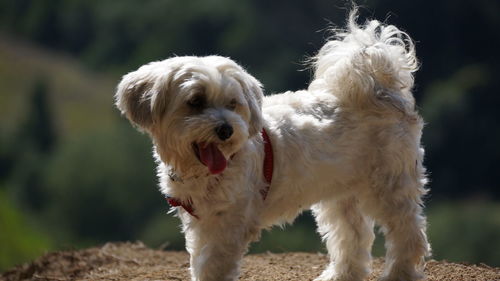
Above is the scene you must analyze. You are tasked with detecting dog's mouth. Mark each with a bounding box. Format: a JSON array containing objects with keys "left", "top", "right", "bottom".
[{"left": 192, "top": 142, "right": 227, "bottom": 175}]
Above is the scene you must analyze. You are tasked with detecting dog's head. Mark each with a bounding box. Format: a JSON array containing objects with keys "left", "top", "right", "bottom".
[{"left": 115, "top": 56, "right": 264, "bottom": 175}]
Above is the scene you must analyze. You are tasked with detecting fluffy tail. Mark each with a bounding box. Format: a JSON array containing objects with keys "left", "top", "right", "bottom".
[{"left": 309, "top": 10, "right": 418, "bottom": 114}]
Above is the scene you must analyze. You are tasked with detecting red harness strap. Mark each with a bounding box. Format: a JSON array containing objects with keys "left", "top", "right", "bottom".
[
  {"left": 260, "top": 128, "right": 274, "bottom": 200},
  {"left": 166, "top": 128, "right": 274, "bottom": 218},
  {"left": 166, "top": 196, "right": 198, "bottom": 219}
]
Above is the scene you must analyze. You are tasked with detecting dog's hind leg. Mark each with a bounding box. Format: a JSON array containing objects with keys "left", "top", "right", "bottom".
[
  {"left": 363, "top": 172, "right": 431, "bottom": 281},
  {"left": 312, "top": 196, "right": 375, "bottom": 281}
]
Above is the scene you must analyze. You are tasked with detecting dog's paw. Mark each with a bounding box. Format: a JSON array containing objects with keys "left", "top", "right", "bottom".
[
  {"left": 313, "top": 271, "right": 360, "bottom": 281},
  {"left": 378, "top": 271, "right": 424, "bottom": 281},
  {"left": 314, "top": 263, "right": 371, "bottom": 281},
  {"left": 313, "top": 276, "right": 358, "bottom": 281}
]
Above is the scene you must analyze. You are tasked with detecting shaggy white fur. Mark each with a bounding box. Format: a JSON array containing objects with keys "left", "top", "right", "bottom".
[{"left": 115, "top": 10, "right": 431, "bottom": 281}]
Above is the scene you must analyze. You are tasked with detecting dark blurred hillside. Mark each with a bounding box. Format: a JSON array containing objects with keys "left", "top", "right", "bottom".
[
  {"left": 0, "top": 34, "right": 163, "bottom": 269},
  {"left": 0, "top": 0, "right": 499, "bottom": 271},
  {"left": 1, "top": 0, "right": 499, "bottom": 198}
]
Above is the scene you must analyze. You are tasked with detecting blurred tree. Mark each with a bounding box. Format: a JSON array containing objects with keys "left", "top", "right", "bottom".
[
  {"left": 41, "top": 123, "right": 161, "bottom": 244},
  {"left": 0, "top": 137, "right": 14, "bottom": 182},
  {"left": 59, "top": 0, "right": 96, "bottom": 53},
  {"left": 422, "top": 65, "right": 500, "bottom": 199},
  {"left": 9, "top": 77, "right": 57, "bottom": 210},
  {"left": 19, "top": 78, "right": 57, "bottom": 154}
]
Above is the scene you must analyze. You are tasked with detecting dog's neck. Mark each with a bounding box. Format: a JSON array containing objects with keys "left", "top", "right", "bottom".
[
  {"left": 167, "top": 166, "right": 206, "bottom": 183},
  {"left": 162, "top": 128, "right": 274, "bottom": 218}
]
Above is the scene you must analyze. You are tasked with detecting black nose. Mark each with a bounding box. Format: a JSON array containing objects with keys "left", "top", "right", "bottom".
[{"left": 215, "top": 123, "right": 233, "bottom": 141}]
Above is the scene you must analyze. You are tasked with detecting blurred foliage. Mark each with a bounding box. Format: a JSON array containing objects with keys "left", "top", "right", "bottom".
[
  {"left": 0, "top": 0, "right": 499, "bottom": 271},
  {"left": 41, "top": 124, "right": 160, "bottom": 244},
  {"left": 421, "top": 65, "right": 500, "bottom": 199},
  {"left": 427, "top": 201, "right": 500, "bottom": 266},
  {"left": 139, "top": 213, "right": 185, "bottom": 251},
  {"left": 250, "top": 212, "right": 324, "bottom": 254},
  {"left": 0, "top": 189, "right": 51, "bottom": 271}
]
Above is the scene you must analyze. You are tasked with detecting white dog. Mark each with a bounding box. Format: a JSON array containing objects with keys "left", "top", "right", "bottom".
[{"left": 115, "top": 10, "right": 430, "bottom": 281}]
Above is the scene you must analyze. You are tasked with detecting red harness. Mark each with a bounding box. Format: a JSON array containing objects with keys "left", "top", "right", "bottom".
[{"left": 166, "top": 128, "right": 274, "bottom": 218}]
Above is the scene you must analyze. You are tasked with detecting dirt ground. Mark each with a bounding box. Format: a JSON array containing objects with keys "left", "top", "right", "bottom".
[{"left": 1, "top": 242, "right": 499, "bottom": 281}]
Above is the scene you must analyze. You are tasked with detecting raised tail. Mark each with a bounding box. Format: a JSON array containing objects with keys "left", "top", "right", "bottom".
[{"left": 309, "top": 9, "right": 419, "bottom": 115}]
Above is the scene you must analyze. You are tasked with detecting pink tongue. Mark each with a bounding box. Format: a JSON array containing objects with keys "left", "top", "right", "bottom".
[{"left": 198, "top": 143, "right": 227, "bottom": 174}]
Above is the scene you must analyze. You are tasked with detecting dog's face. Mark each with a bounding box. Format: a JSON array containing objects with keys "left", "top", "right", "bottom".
[{"left": 115, "top": 56, "right": 264, "bottom": 175}]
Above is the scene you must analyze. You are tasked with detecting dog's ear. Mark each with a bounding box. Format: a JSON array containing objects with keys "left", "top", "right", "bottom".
[
  {"left": 230, "top": 71, "right": 264, "bottom": 137},
  {"left": 115, "top": 62, "right": 171, "bottom": 131}
]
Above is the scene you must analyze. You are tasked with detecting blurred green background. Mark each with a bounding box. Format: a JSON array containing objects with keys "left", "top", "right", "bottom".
[{"left": 1, "top": 0, "right": 499, "bottom": 271}]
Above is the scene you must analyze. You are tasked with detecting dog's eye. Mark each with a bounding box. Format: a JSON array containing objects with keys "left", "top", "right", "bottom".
[
  {"left": 226, "top": 99, "right": 238, "bottom": 111},
  {"left": 187, "top": 95, "right": 206, "bottom": 109}
]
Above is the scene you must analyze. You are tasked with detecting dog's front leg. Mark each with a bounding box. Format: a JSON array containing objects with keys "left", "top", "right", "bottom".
[{"left": 183, "top": 213, "right": 259, "bottom": 281}]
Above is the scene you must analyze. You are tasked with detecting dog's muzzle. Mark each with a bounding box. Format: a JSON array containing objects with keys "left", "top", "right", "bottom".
[{"left": 191, "top": 123, "right": 233, "bottom": 175}]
